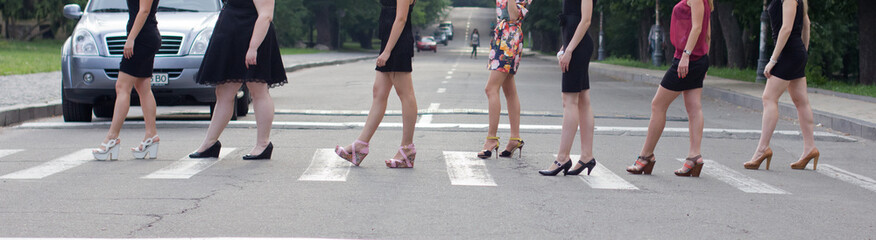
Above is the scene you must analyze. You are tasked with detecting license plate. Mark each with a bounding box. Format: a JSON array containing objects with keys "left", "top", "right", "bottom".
[{"left": 151, "top": 73, "right": 169, "bottom": 86}]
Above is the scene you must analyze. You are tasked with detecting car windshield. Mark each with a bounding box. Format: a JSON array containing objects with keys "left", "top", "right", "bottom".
[
  {"left": 421, "top": 37, "right": 435, "bottom": 42},
  {"left": 88, "top": 0, "right": 220, "bottom": 12}
]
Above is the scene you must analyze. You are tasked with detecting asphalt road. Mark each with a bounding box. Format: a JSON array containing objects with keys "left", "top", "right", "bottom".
[{"left": 1, "top": 7, "right": 875, "bottom": 239}]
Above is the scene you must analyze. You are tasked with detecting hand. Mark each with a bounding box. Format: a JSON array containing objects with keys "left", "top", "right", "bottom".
[
  {"left": 764, "top": 60, "right": 776, "bottom": 79},
  {"left": 677, "top": 55, "right": 690, "bottom": 79},
  {"left": 376, "top": 52, "right": 390, "bottom": 67},
  {"left": 245, "top": 48, "right": 258, "bottom": 69},
  {"left": 559, "top": 51, "right": 572, "bottom": 73},
  {"left": 123, "top": 40, "right": 135, "bottom": 59}
]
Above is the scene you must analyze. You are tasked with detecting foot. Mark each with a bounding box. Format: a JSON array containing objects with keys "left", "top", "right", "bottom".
[
  {"left": 94, "top": 137, "right": 120, "bottom": 153},
  {"left": 504, "top": 138, "right": 522, "bottom": 153},
  {"left": 196, "top": 140, "right": 219, "bottom": 153},
  {"left": 482, "top": 138, "right": 499, "bottom": 152},
  {"left": 133, "top": 135, "right": 160, "bottom": 152},
  {"left": 248, "top": 142, "right": 270, "bottom": 156}
]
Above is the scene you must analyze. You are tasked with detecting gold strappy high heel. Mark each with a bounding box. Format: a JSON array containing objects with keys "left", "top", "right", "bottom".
[
  {"left": 477, "top": 137, "right": 500, "bottom": 159},
  {"left": 499, "top": 138, "right": 524, "bottom": 158}
]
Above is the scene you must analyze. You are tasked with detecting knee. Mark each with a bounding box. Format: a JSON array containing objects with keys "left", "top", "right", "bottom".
[
  {"left": 790, "top": 95, "right": 808, "bottom": 106},
  {"left": 484, "top": 86, "right": 499, "bottom": 97}
]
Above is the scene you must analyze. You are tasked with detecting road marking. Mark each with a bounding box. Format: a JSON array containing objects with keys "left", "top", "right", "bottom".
[
  {"left": 436, "top": 88, "right": 446, "bottom": 93},
  {"left": 0, "top": 238, "right": 357, "bottom": 240},
  {"left": 559, "top": 155, "right": 638, "bottom": 190},
  {"left": 447, "top": 71, "right": 453, "bottom": 74},
  {"left": 676, "top": 158, "right": 789, "bottom": 194},
  {"left": 817, "top": 164, "right": 876, "bottom": 193},
  {"left": 445, "top": 76, "right": 452, "bottom": 79},
  {"left": 418, "top": 103, "right": 441, "bottom": 124},
  {"left": 0, "top": 149, "right": 23, "bottom": 159},
  {"left": 142, "top": 148, "right": 236, "bottom": 179},
  {"left": 441, "top": 80, "right": 448, "bottom": 84},
  {"left": 298, "top": 148, "right": 352, "bottom": 182},
  {"left": 451, "top": 68, "right": 456, "bottom": 71},
  {"left": 443, "top": 151, "right": 497, "bottom": 186},
  {"left": 0, "top": 149, "right": 93, "bottom": 179}
]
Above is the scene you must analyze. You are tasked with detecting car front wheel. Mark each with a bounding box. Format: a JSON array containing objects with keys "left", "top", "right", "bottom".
[{"left": 62, "top": 90, "right": 93, "bottom": 122}]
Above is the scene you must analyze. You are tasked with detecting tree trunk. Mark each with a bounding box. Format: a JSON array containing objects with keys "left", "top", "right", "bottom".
[
  {"left": 637, "top": 9, "right": 651, "bottom": 62},
  {"left": 715, "top": 2, "right": 745, "bottom": 68},
  {"left": 860, "top": 0, "right": 875, "bottom": 85},
  {"left": 314, "top": 5, "right": 335, "bottom": 49},
  {"left": 709, "top": 14, "right": 727, "bottom": 67}
]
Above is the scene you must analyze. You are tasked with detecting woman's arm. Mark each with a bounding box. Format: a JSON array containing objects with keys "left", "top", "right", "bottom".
[
  {"left": 507, "top": 0, "right": 519, "bottom": 21},
  {"left": 377, "top": 0, "right": 413, "bottom": 67},
  {"left": 677, "top": 0, "right": 704, "bottom": 78},
  {"left": 802, "top": 6, "right": 810, "bottom": 50},
  {"left": 246, "top": 0, "right": 275, "bottom": 68},
  {"left": 559, "top": 0, "right": 593, "bottom": 72},
  {"left": 764, "top": 0, "right": 797, "bottom": 78},
  {"left": 123, "top": 0, "right": 154, "bottom": 59}
]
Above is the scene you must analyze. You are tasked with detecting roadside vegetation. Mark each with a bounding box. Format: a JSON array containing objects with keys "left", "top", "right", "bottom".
[{"left": 0, "top": 40, "right": 63, "bottom": 75}]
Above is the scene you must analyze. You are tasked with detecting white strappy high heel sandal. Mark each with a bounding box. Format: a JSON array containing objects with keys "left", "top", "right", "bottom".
[
  {"left": 93, "top": 138, "right": 120, "bottom": 161},
  {"left": 132, "top": 136, "right": 159, "bottom": 159}
]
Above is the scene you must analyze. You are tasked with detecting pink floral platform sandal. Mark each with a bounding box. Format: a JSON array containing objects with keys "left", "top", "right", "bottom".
[
  {"left": 336, "top": 139, "right": 369, "bottom": 166},
  {"left": 386, "top": 143, "right": 416, "bottom": 168}
]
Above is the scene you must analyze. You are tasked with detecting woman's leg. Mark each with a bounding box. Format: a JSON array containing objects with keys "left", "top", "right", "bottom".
[
  {"left": 639, "top": 86, "right": 682, "bottom": 156},
  {"left": 750, "top": 78, "right": 790, "bottom": 160},
  {"left": 353, "top": 72, "right": 394, "bottom": 144},
  {"left": 482, "top": 70, "right": 508, "bottom": 151},
  {"left": 578, "top": 90, "right": 595, "bottom": 161},
  {"left": 786, "top": 77, "right": 817, "bottom": 155},
  {"left": 195, "top": 83, "right": 242, "bottom": 152},
  {"left": 553, "top": 92, "right": 580, "bottom": 167},
  {"left": 245, "top": 82, "right": 273, "bottom": 155},
  {"left": 391, "top": 72, "right": 417, "bottom": 159},
  {"left": 100, "top": 72, "right": 140, "bottom": 147},
  {"left": 131, "top": 74, "right": 159, "bottom": 145},
  {"left": 682, "top": 88, "right": 704, "bottom": 157},
  {"left": 502, "top": 74, "right": 522, "bottom": 151}
]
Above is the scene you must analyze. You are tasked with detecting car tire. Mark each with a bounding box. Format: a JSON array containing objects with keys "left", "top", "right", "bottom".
[
  {"left": 236, "top": 87, "right": 250, "bottom": 117},
  {"left": 417, "top": 49, "right": 420, "bottom": 52},
  {"left": 62, "top": 90, "right": 93, "bottom": 122},
  {"left": 92, "top": 103, "right": 114, "bottom": 119}
]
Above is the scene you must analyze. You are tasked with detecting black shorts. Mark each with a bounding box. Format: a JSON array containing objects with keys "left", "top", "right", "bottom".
[{"left": 660, "top": 55, "right": 709, "bottom": 92}]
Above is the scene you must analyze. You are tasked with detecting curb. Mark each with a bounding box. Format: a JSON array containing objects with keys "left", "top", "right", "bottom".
[
  {"left": 0, "top": 56, "right": 376, "bottom": 128},
  {"left": 587, "top": 63, "right": 876, "bottom": 141}
]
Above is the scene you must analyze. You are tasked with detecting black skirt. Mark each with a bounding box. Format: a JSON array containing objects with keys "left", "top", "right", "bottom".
[
  {"left": 660, "top": 55, "right": 710, "bottom": 92},
  {"left": 771, "top": 38, "right": 807, "bottom": 80},
  {"left": 375, "top": 5, "right": 414, "bottom": 73},
  {"left": 561, "top": 15, "right": 593, "bottom": 92},
  {"left": 119, "top": 26, "right": 160, "bottom": 78}
]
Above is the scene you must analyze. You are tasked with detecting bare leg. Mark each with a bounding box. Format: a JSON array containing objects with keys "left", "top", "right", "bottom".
[
  {"left": 246, "top": 82, "right": 273, "bottom": 155},
  {"left": 787, "top": 77, "right": 817, "bottom": 157},
  {"left": 750, "top": 78, "right": 790, "bottom": 162},
  {"left": 502, "top": 74, "right": 522, "bottom": 152},
  {"left": 99, "top": 72, "right": 140, "bottom": 149},
  {"left": 195, "top": 83, "right": 242, "bottom": 152},
  {"left": 682, "top": 88, "right": 704, "bottom": 158},
  {"left": 577, "top": 90, "right": 595, "bottom": 161},
  {"left": 639, "top": 86, "right": 682, "bottom": 157},
  {"left": 131, "top": 74, "right": 160, "bottom": 147},
  {"left": 390, "top": 72, "right": 417, "bottom": 159},
  {"left": 482, "top": 70, "right": 508, "bottom": 151},
  {"left": 547, "top": 92, "right": 579, "bottom": 171},
  {"left": 339, "top": 72, "right": 394, "bottom": 153}
]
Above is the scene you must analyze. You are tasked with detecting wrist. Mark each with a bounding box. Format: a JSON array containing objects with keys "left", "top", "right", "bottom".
[
  {"left": 769, "top": 57, "right": 778, "bottom": 64},
  {"left": 682, "top": 49, "right": 692, "bottom": 56}
]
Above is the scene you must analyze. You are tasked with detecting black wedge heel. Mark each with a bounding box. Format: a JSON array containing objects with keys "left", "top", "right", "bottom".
[
  {"left": 189, "top": 141, "right": 221, "bottom": 158},
  {"left": 243, "top": 142, "right": 273, "bottom": 160}
]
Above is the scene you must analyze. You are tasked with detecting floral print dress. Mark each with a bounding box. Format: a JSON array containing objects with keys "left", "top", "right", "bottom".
[{"left": 488, "top": 0, "right": 531, "bottom": 75}]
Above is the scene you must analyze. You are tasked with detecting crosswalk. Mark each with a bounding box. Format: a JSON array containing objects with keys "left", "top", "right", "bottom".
[{"left": 1, "top": 148, "right": 875, "bottom": 196}]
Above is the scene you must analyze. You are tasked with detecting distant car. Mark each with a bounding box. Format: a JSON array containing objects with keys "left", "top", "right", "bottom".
[
  {"left": 439, "top": 21, "right": 453, "bottom": 40},
  {"left": 416, "top": 37, "right": 437, "bottom": 52},
  {"left": 433, "top": 31, "right": 448, "bottom": 46}
]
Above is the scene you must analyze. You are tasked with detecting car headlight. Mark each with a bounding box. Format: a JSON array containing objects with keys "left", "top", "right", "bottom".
[
  {"left": 189, "top": 28, "right": 213, "bottom": 55},
  {"left": 72, "top": 29, "right": 98, "bottom": 56}
]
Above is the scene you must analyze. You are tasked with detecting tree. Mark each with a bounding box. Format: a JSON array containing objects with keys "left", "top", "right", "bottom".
[
  {"left": 860, "top": 0, "right": 874, "bottom": 85},
  {"left": 1, "top": 0, "right": 87, "bottom": 40}
]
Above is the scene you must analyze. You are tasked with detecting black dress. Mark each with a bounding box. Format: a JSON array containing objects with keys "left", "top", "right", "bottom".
[
  {"left": 560, "top": 0, "right": 595, "bottom": 92},
  {"left": 375, "top": 0, "right": 415, "bottom": 73},
  {"left": 196, "top": 0, "right": 287, "bottom": 87},
  {"left": 768, "top": 0, "right": 807, "bottom": 80},
  {"left": 119, "top": 0, "right": 161, "bottom": 78}
]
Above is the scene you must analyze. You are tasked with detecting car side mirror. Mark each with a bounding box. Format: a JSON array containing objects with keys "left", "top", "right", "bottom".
[{"left": 63, "top": 4, "right": 83, "bottom": 20}]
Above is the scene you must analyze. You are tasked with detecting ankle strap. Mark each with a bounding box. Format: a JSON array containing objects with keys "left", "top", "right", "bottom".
[
  {"left": 354, "top": 139, "right": 369, "bottom": 146},
  {"left": 486, "top": 136, "right": 500, "bottom": 140},
  {"left": 509, "top": 137, "right": 523, "bottom": 141}
]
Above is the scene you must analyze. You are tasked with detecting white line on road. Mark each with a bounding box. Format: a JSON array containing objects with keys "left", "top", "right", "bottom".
[
  {"left": 443, "top": 151, "right": 497, "bottom": 186},
  {"left": 142, "top": 148, "right": 236, "bottom": 179},
  {"left": 0, "top": 149, "right": 93, "bottom": 179},
  {"left": 676, "top": 158, "right": 789, "bottom": 194},
  {"left": 817, "top": 164, "right": 876, "bottom": 193},
  {"left": 298, "top": 149, "right": 352, "bottom": 182},
  {"left": 560, "top": 155, "right": 638, "bottom": 190},
  {"left": 0, "top": 149, "right": 23, "bottom": 159},
  {"left": 445, "top": 76, "right": 452, "bottom": 79},
  {"left": 436, "top": 88, "right": 446, "bottom": 93},
  {"left": 447, "top": 71, "right": 453, "bottom": 74},
  {"left": 441, "top": 81, "right": 448, "bottom": 84},
  {"left": 417, "top": 103, "right": 441, "bottom": 125}
]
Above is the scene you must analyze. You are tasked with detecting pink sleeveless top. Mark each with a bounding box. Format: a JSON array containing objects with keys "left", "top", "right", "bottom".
[{"left": 670, "top": 0, "right": 711, "bottom": 60}]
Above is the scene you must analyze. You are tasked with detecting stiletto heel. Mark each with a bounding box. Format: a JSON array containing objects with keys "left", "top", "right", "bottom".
[
  {"left": 566, "top": 158, "right": 596, "bottom": 176},
  {"left": 791, "top": 148, "right": 819, "bottom": 170},
  {"left": 93, "top": 138, "right": 120, "bottom": 161},
  {"left": 189, "top": 141, "right": 221, "bottom": 158},
  {"left": 539, "top": 159, "right": 572, "bottom": 176},
  {"left": 386, "top": 143, "right": 416, "bottom": 168},
  {"left": 477, "top": 137, "right": 500, "bottom": 159},
  {"left": 675, "top": 155, "right": 704, "bottom": 177},
  {"left": 499, "top": 138, "right": 524, "bottom": 158},
  {"left": 336, "top": 139, "right": 369, "bottom": 166},
  {"left": 627, "top": 154, "right": 656, "bottom": 175},
  {"left": 744, "top": 147, "right": 772, "bottom": 170},
  {"left": 243, "top": 142, "right": 273, "bottom": 160},
  {"left": 132, "top": 136, "right": 159, "bottom": 159}
]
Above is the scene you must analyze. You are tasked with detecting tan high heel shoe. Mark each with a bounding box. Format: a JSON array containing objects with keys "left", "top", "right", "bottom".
[
  {"left": 744, "top": 147, "right": 773, "bottom": 170},
  {"left": 791, "top": 148, "right": 819, "bottom": 170}
]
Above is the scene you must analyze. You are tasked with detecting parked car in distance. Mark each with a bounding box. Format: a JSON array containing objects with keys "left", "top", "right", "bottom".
[
  {"left": 433, "top": 31, "right": 448, "bottom": 46},
  {"left": 416, "top": 37, "right": 437, "bottom": 52},
  {"left": 60, "top": 0, "right": 250, "bottom": 122},
  {"left": 439, "top": 21, "right": 453, "bottom": 40}
]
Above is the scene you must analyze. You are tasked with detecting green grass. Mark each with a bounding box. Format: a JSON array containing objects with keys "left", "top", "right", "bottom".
[
  {"left": 279, "top": 48, "right": 325, "bottom": 55},
  {"left": 598, "top": 57, "right": 876, "bottom": 98},
  {"left": 0, "top": 40, "right": 64, "bottom": 76}
]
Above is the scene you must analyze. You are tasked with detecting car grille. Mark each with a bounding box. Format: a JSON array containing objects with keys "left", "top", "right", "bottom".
[
  {"left": 106, "top": 35, "right": 183, "bottom": 56},
  {"left": 105, "top": 69, "right": 183, "bottom": 79}
]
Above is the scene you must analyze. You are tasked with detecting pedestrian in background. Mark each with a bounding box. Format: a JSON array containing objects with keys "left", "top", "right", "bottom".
[
  {"left": 335, "top": 0, "right": 419, "bottom": 168},
  {"left": 478, "top": 0, "right": 532, "bottom": 160},
  {"left": 744, "top": 0, "right": 817, "bottom": 171},
  {"left": 626, "top": 0, "right": 712, "bottom": 177},
  {"left": 470, "top": 28, "right": 480, "bottom": 59},
  {"left": 539, "top": 0, "right": 597, "bottom": 176},
  {"left": 190, "top": 0, "right": 287, "bottom": 160},
  {"left": 92, "top": 0, "right": 161, "bottom": 161}
]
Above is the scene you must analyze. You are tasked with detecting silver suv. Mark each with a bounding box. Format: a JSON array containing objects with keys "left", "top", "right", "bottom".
[{"left": 61, "top": 0, "right": 249, "bottom": 122}]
